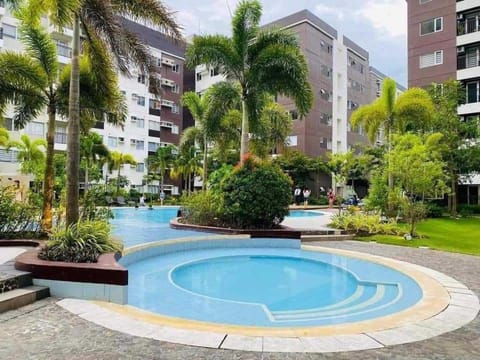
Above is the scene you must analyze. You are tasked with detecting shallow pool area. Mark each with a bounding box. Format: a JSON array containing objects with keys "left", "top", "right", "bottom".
[
  {"left": 122, "top": 238, "right": 423, "bottom": 328},
  {"left": 288, "top": 210, "right": 324, "bottom": 218}
]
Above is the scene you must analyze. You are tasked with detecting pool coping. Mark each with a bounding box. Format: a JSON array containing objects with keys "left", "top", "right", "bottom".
[{"left": 57, "top": 241, "right": 480, "bottom": 353}]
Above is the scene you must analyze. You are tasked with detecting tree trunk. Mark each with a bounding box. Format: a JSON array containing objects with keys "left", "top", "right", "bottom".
[
  {"left": 387, "top": 129, "right": 393, "bottom": 189},
  {"left": 41, "top": 103, "right": 56, "bottom": 232},
  {"left": 159, "top": 173, "right": 164, "bottom": 205},
  {"left": 202, "top": 134, "right": 208, "bottom": 191},
  {"left": 85, "top": 159, "right": 89, "bottom": 192},
  {"left": 116, "top": 167, "right": 121, "bottom": 195},
  {"left": 240, "top": 98, "right": 249, "bottom": 163},
  {"left": 450, "top": 174, "right": 458, "bottom": 217},
  {"left": 65, "top": 14, "right": 81, "bottom": 226}
]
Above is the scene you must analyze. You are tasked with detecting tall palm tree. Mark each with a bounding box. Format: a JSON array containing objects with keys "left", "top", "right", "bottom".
[
  {"left": 351, "top": 78, "right": 434, "bottom": 188},
  {"left": 0, "top": 13, "right": 125, "bottom": 231},
  {"left": 0, "top": 128, "right": 9, "bottom": 147},
  {"left": 108, "top": 151, "right": 137, "bottom": 195},
  {"left": 147, "top": 145, "right": 176, "bottom": 204},
  {"left": 26, "top": 0, "right": 181, "bottom": 225},
  {"left": 80, "top": 131, "right": 110, "bottom": 190},
  {"left": 8, "top": 134, "right": 46, "bottom": 177},
  {"left": 186, "top": 0, "right": 312, "bottom": 163}
]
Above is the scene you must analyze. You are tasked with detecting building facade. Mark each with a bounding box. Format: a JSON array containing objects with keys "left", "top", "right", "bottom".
[
  {"left": 195, "top": 10, "right": 404, "bottom": 160},
  {"left": 406, "top": 0, "right": 480, "bottom": 204},
  {"left": 0, "top": 6, "right": 193, "bottom": 195}
]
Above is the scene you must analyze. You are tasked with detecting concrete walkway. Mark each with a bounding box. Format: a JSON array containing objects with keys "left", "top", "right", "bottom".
[
  {"left": 0, "top": 248, "right": 26, "bottom": 265},
  {"left": 282, "top": 208, "right": 337, "bottom": 231}
]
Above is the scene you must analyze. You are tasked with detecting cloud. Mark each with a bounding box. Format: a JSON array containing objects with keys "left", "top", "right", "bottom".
[
  {"left": 314, "top": 4, "right": 346, "bottom": 21},
  {"left": 357, "top": 0, "right": 407, "bottom": 38}
]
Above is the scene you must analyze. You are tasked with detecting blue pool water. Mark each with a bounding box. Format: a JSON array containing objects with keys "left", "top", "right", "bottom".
[
  {"left": 288, "top": 210, "right": 324, "bottom": 218},
  {"left": 125, "top": 243, "right": 423, "bottom": 327}
]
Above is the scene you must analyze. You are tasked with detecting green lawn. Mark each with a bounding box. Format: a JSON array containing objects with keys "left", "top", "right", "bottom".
[{"left": 356, "top": 217, "right": 480, "bottom": 256}]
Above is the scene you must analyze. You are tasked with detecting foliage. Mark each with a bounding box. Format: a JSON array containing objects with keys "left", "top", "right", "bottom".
[
  {"left": 39, "top": 220, "right": 122, "bottom": 263},
  {"left": 0, "top": 127, "right": 10, "bottom": 146},
  {"left": 458, "top": 205, "right": 480, "bottom": 217},
  {"left": 108, "top": 151, "right": 137, "bottom": 195},
  {"left": 186, "top": 0, "right": 313, "bottom": 161},
  {"left": 272, "top": 151, "right": 328, "bottom": 187},
  {"left": 330, "top": 213, "right": 402, "bottom": 236},
  {"left": 426, "top": 203, "right": 445, "bottom": 218},
  {"left": 171, "top": 144, "right": 203, "bottom": 194},
  {"left": 146, "top": 145, "right": 176, "bottom": 199},
  {"left": 180, "top": 190, "right": 223, "bottom": 226},
  {"left": 220, "top": 156, "right": 292, "bottom": 229},
  {"left": 208, "top": 164, "right": 234, "bottom": 192},
  {"left": 81, "top": 188, "right": 114, "bottom": 222},
  {"left": 0, "top": 186, "right": 42, "bottom": 239},
  {"left": 8, "top": 134, "right": 46, "bottom": 177},
  {"left": 328, "top": 151, "right": 375, "bottom": 190},
  {"left": 80, "top": 132, "right": 110, "bottom": 187}
]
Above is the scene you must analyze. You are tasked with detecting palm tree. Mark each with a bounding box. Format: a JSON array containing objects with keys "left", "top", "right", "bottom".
[
  {"left": 171, "top": 145, "right": 203, "bottom": 194},
  {"left": 0, "top": 128, "right": 9, "bottom": 147},
  {"left": 108, "top": 151, "right": 137, "bottom": 195},
  {"left": 25, "top": 0, "right": 181, "bottom": 225},
  {"left": 186, "top": 0, "right": 312, "bottom": 163},
  {"left": 80, "top": 132, "right": 110, "bottom": 190},
  {"left": 351, "top": 78, "right": 434, "bottom": 188},
  {"left": 147, "top": 145, "right": 176, "bottom": 205},
  {"left": 8, "top": 134, "right": 46, "bottom": 177},
  {"left": 0, "top": 14, "right": 125, "bottom": 231}
]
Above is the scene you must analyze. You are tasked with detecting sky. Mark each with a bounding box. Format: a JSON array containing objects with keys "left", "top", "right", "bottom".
[{"left": 163, "top": 0, "right": 408, "bottom": 87}]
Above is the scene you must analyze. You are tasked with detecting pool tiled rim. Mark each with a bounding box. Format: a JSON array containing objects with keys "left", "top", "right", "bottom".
[{"left": 57, "top": 239, "right": 480, "bottom": 353}]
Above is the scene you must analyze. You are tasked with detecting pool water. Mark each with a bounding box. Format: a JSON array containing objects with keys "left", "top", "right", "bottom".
[
  {"left": 126, "top": 244, "right": 423, "bottom": 327},
  {"left": 288, "top": 210, "right": 324, "bottom": 218}
]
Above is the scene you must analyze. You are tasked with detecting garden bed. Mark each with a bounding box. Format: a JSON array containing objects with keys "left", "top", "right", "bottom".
[{"left": 170, "top": 217, "right": 301, "bottom": 239}]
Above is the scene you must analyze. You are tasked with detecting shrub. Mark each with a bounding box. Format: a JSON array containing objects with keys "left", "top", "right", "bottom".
[
  {"left": 39, "top": 221, "right": 122, "bottom": 263},
  {"left": 308, "top": 195, "right": 329, "bottom": 206},
  {"left": 426, "top": 203, "right": 445, "bottom": 218},
  {"left": 220, "top": 157, "right": 292, "bottom": 229},
  {"left": 0, "top": 186, "right": 42, "bottom": 239},
  {"left": 181, "top": 191, "right": 223, "bottom": 226},
  {"left": 458, "top": 205, "right": 480, "bottom": 217},
  {"left": 331, "top": 213, "right": 402, "bottom": 236}
]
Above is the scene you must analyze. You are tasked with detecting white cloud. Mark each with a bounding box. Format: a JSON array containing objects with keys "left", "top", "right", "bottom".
[
  {"left": 357, "top": 0, "right": 407, "bottom": 38},
  {"left": 314, "top": 4, "right": 346, "bottom": 21}
]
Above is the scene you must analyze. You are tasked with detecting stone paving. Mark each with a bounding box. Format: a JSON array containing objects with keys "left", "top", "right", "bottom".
[{"left": 1, "top": 241, "right": 479, "bottom": 359}]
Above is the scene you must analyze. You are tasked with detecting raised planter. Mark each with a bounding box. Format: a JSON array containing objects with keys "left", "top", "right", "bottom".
[
  {"left": 170, "top": 217, "right": 301, "bottom": 239},
  {"left": 15, "top": 249, "right": 128, "bottom": 304}
]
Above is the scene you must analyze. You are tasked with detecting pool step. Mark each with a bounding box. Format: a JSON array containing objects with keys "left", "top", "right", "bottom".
[
  {"left": 0, "top": 285, "right": 50, "bottom": 313},
  {"left": 301, "top": 234, "right": 355, "bottom": 242}
]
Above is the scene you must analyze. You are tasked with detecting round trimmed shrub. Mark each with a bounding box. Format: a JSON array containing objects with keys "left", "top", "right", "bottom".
[{"left": 220, "top": 157, "right": 292, "bottom": 229}]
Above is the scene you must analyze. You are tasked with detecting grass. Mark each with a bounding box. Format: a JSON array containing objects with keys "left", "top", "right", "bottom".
[{"left": 355, "top": 217, "right": 480, "bottom": 256}]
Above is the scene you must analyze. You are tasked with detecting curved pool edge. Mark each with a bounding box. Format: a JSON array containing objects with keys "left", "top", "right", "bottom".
[{"left": 57, "top": 240, "right": 480, "bottom": 352}]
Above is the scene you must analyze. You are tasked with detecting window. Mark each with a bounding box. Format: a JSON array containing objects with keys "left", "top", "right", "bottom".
[
  {"left": 347, "top": 100, "right": 358, "bottom": 110},
  {"left": 148, "top": 142, "right": 159, "bottom": 152},
  {"left": 287, "top": 135, "right": 298, "bottom": 147},
  {"left": 172, "top": 104, "right": 179, "bottom": 114},
  {"left": 3, "top": 118, "right": 14, "bottom": 131},
  {"left": 25, "top": 122, "right": 44, "bottom": 136},
  {"left": 289, "top": 109, "right": 298, "bottom": 120},
  {"left": 3, "top": 24, "right": 17, "bottom": 38},
  {"left": 133, "top": 95, "right": 145, "bottom": 106},
  {"left": 0, "top": 149, "right": 19, "bottom": 162},
  {"left": 107, "top": 136, "right": 117, "bottom": 147},
  {"left": 172, "top": 84, "right": 179, "bottom": 93},
  {"left": 172, "top": 64, "right": 179, "bottom": 73},
  {"left": 320, "top": 40, "right": 332, "bottom": 54},
  {"left": 420, "top": 17, "right": 443, "bottom": 35},
  {"left": 172, "top": 125, "right": 179, "bottom": 134},
  {"left": 419, "top": 0, "right": 432, "bottom": 3},
  {"left": 420, "top": 50, "right": 443, "bottom": 68},
  {"left": 131, "top": 116, "right": 145, "bottom": 128},
  {"left": 196, "top": 72, "right": 202, "bottom": 81},
  {"left": 321, "top": 64, "right": 332, "bottom": 78},
  {"left": 320, "top": 113, "right": 332, "bottom": 126},
  {"left": 319, "top": 89, "right": 332, "bottom": 102},
  {"left": 135, "top": 140, "right": 144, "bottom": 150},
  {"left": 348, "top": 56, "right": 364, "bottom": 73},
  {"left": 149, "top": 98, "right": 161, "bottom": 110},
  {"left": 149, "top": 120, "right": 160, "bottom": 131},
  {"left": 466, "top": 81, "right": 480, "bottom": 104},
  {"left": 210, "top": 67, "right": 220, "bottom": 76},
  {"left": 55, "top": 40, "right": 72, "bottom": 58},
  {"left": 136, "top": 163, "right": 145, "bottom": 173},
  {"left": 137, "top": 74, "right": 146, "bottom": 84}
]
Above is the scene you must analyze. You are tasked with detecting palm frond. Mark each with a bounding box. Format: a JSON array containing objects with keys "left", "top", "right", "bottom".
[
  {"left": 232, "top": 0, "right": 262, "bottom": 64},
  {"left": 111, "top": 0, "right": 182, "bottom": 39},
  {"left": 181, "top": 92, "right": 204, "bottom": 121},
  {"left": 247, "top": 28, "right": 299, "bottom": 63},
  {"left": 23, "top": 0, "right": 79, "bottom": 28}
]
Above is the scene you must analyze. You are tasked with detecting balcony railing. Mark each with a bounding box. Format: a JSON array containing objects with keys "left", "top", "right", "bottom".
[
  {"left": 458, "top": 14, "right": 480, "bottom": 35},
  {"left": 56, "top": 43, "right": 72, "bottom": 58},
  {"left": 458, "top": 50, "right": 480, "bottom": 70}
]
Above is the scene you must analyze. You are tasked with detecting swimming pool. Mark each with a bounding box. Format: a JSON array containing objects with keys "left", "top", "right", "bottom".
[
  {"left": 123, "top": 239, "right": 423, "bottom": 328},
  {"left": 288, "top": 210, "right": 324, "bottom": 218}
]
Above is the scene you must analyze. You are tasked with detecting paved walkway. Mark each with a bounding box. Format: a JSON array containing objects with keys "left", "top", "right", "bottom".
[
  {"left": 1, "top": 241, "right": 479, "bottom": 359},
  {"left": 0, "top": 247, "right": 26, "bottom": 265},
  {"left": 282, "top": 209, "right": 336, "bottom": 231}
]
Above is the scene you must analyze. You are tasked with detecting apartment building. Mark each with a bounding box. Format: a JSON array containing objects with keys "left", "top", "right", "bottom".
[
  {"left": 406, "top": 0, "right": 480, "bottom": 204},
  {"left": 0, "top": 6, "right": 193, "bottom": 195},
  {"left": 195, "top": 10, "right": 404, "bottom": 159}
]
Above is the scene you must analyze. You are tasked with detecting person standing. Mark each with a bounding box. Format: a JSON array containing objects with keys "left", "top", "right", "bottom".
[
  {"left": 303, "top": 188, "right": 311, "bottom": 208},
  {"left": 328, "top": 188, "right": 335, "bottom": 208},
  {"left": 294, "top": 186, "right": 302, "bottom": 205}
]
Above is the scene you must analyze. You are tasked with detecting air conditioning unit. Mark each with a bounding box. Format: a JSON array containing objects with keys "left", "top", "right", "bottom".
[
  {"left": 131, "top": 93, "right": 138, "bottom": 100},
  {"left": 118, "top": 137, "right": 125, "bottom": 143},
  {"left": 130, "top": 139, "right": 137, "bottom": 146},
  {"left": 458, "top": 46, "right": 465, "bottom": 54},
  {"left": 457, "top": 14, "right": 464, "bottom": 21}
]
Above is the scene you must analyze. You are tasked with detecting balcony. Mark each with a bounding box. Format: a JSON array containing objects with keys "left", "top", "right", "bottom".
[
  {"left": 161, "top": 78, "right": 175, "bottom": 88},
  {"left": 56, "top": 42, "right": 72, "bottom": 63},
  {"left": 457, "top": 12, "right": 480, "bottom": 46},
  {"left": 161, "top": 57, "right": 176, "bottom": 67},
  {"left": 149, "top": 108, "right": 160, "bottom": 116},
  {"left": 160, "top": 121, "right": 173, "bottom": 128},
  {"left": 457, "top": 46, "right": 480, "bottom": 80},
  {"left": 161, "top": 99, "right": 174, "bottom": 108},
  {"left": 54, "top": 132, "right": 67, "bottom": 144}
]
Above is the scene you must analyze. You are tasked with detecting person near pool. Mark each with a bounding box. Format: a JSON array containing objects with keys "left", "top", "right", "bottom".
[
  {"left": 328, "top": 188, "right": 335, "bottom": 208},
  {"left": 139, "top": 194, "right": 145, "bottom": 206},
  {"left": 303, "top": 188, "right": 311, "bottom": 208},
  {"left": 294, "top": 186, "right": 302, "bottom": 205}
]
